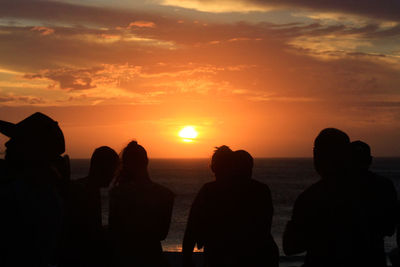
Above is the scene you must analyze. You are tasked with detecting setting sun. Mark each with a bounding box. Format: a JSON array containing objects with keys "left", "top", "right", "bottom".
[{"left": 179, "top": 126, "right": 198, "bottom": 143}]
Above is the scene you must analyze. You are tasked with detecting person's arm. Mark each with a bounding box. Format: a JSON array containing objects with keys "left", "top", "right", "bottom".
[
  {"left": 283, "top": 193, "right": 308, "bottom": 255},
  {"left": 157, "top": 190, "right": 175, "bottom": 241},
  {"left": 396, "top": 202, "right": 400, "bottom": 248},
  {"left": 108, "top": 187, "right": 119, "bottom": 240},
  {"left": 381, "top": 179, "right": 398, "bottom": 237},
  {"left": 182, "top": 187, "right": 206, "bottom": 267},
  {"left": 264, "top": 185, "right": 273, "bottom": 234}
]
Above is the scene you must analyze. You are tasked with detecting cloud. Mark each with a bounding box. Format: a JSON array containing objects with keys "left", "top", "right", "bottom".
[
  {"left": 128, "top": 21, "right": 156, "bottom": 28},
  {"left": 0, "top": 0, "right": 398, "bottom": 113},
  {"left": 0, "top": 94, "right": 45, "bottom": 105},
  {"left": 0, "top": 0, "right": 167, "bottom": 28},
  {"left": 160, "top": 0, "right": 271, "bottom": 13},
  {"left": 24, "top": 68, "right": 97, "bottom": 90},
  {"left": 159, "top": 0, "right": 400, "bottom": 22},
  {"left": 31, "top": 26, "right": 54, "bottom": 35}
]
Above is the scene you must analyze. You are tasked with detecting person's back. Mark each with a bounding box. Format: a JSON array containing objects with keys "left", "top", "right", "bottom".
[
  {"left": 0, "top": 113, "right": 66, "bottom": 267},
  {"left": 109, "top": 141, "right": 174, "bottom": 267},
  {"left": 284, "top": 177, "right": 361, "bottom": 266},
  {"left": 61, "top": 146, "right": 119, "bottom": 267},
  {"left": 110, "top": 181, "right": 174, "bottom": 247},
  {"left": 183, "top": 147, "right": 278, "bottom": 267},
  {"left": 359, "top": 171, "right": 396, "bottom": 262},
  {"left": 283, "top": 129, "right": 397, "bottom": 267},
  {"left": 197, "top": 179, "right": 277, "bottom": 267},
  {"left": 350, "top": 141, "right": 397, "bottom": 266},
  {"left": 2, "top": 161, "right": 64, "bottom": 267}
]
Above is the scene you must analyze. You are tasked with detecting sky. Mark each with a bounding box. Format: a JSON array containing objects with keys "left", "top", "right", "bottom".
[{"left": 0, "top": 0, "right": 399, "bottom": 158}]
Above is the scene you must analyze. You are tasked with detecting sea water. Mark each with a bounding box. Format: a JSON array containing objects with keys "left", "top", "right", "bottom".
[{"left": 70, "top": 158, "right": 400, "bottom": 253}]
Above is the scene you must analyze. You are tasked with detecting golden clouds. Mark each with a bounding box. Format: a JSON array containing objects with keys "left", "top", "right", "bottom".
[
  {"left": 31, "top": 26, "right": 55, "bottom": 36},
  {"left": 0, "top": 1, "right": 399, "bottom": 120},
  {"left": 158, "top": 0, "right": 400, "bottom": 23},
  {"left": 128, "top": 21, "right": 156, "bottom": 28},
  {"left": 159, "top": 0, "right": 271, "bottom": 13},
  {"left": 288, "top": 35, "right": 373, "bottom": 58}
]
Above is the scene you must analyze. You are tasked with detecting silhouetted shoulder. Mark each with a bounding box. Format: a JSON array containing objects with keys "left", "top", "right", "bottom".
[
  {"left": 23, "top": 163, "right": 64, "bottom": 187},
  {"left": 201, "top": 181, "right": 219, "bottom": 189},
  {"left": 295, "top": 180, "right": 329, "bottom": 206},
  {"left": 283, "top": 180, "right": 329, "bottom": 254},
  {"left": 186, "top": 182, "right": 216, "bottom": 215},
  {"left": 360, "top": 171, "right": 397, "bottom": 206},
  {"left": 362, "top": 171, "right": 397, "bottom": 236},
  {"left": 367, "top": 171, "right": 396, "bottom": 190},
  {"left": 189, "top": 181, "right": 218, "bottom": 198},
  {"left": 249, "top": 179, "right": 272, "bottom": 193},
  {"left": 151, "top": 182, "right": 175, "bottom": 199},
  {"left": 112, "top": 181, "right": 174, "bottom": 200},
  {"left": 200, "top": 179, "right": 271, "bottom": 190}
]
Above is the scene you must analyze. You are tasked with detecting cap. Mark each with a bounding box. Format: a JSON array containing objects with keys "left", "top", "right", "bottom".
[{"left": 0, "top": 112, "right": 65, "bottom": 157}]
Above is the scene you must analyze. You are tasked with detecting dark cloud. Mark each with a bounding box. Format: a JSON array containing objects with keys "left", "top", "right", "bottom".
[
  {"left": 24, "top": 68, "right": 98, "bottom": 90},
  {"left": 0, "top": 95, "right": 45, "bottom": 104},
  {"left": 0, "top": 0, "right": 165, "bottom": 27},
  {"left": 47, "top": 74, "right": 95, "bottom": 90},
  {"left": 365, "top": 24, "right": 400, "bottom": 38},
  {"left": 191, "top": 0, "right": 400, "bottom": 22},
  {"left": 356, "top": 101, "right": 400, "bottom": 108},
  {"left": 0, "top": 25, "right": 169, "bottom": 71}
]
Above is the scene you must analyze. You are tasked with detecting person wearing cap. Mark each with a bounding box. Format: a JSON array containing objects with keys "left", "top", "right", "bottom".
[{"left": 0, "top": 112, "right": 68, "bottom": 267}]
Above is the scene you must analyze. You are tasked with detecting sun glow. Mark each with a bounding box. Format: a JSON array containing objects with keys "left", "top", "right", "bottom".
[{"left": 179, "top": 126, "right": 198, "bottom": 142}]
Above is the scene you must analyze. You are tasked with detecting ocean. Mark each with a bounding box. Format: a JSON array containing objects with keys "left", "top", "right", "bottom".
[{"left": 70, "top": 157, "right": 400, "bottom": 253}]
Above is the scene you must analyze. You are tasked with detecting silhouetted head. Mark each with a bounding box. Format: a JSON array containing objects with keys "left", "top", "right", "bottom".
[
  {"left": 313, "top": 128, "right": 350, "bottom": 179},
  {"left": 119, "top": 140, "right": 149, "bottom": 182},
  {"left": 350, "top": 140, "right": 372, "bottom": 172},
  {"left": 88, "top": 146, "right": 119, "bottom": 188},
  {"left": 211, "top": 145, "right": 233, "bottom": 180},
  {"left": 0, "top": 112, "right": 65, "bottom": 162},
  {"left": 233, "top": 150, "right": 254, "bottom": 180}
]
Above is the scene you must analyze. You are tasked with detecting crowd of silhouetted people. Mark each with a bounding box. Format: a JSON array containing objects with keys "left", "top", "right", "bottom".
[{"left": 0, "top": 112, "right": 399, "bottom": 267}]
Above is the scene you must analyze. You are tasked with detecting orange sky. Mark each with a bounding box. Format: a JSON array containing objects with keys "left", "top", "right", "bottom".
[{"left": 0, "top": 0, "right": 400, "bottom": 158}]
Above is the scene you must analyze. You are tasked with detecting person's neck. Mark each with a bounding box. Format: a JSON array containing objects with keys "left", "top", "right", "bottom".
[{"left": 125, "top": 169, "right": 150, "bottom": 184}]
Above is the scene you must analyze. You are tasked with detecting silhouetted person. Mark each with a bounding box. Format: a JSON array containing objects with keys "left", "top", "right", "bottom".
[
  {"left": 0, "top": 112, "right": 67, "bottom": 267},
  {"left": 390, "top": 200, "right": 400, "bottom": 267},
  {"left": 283, "top": 129, "right": 397, "bottom": 267},
  {"left": 350, "top": 141, "right": 397, "bottom": 267},
  {"left": 60, "top": 146, "right": 119, "bottom": 267},
  {"left": 183, "top": 146, "right": 278, "bottom": 267},
  {"left": 109, "top": 141, "right": 174, "bottom": 267}
]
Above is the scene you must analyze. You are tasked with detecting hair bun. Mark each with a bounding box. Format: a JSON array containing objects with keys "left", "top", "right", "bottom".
[{"left": 128, "top": 140, "right": 138, "bottom": 147}]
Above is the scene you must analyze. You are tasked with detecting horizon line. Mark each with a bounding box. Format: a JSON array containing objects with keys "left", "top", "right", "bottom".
[{"left": 69, "top": 156, "right": 400, "bottom": 160}]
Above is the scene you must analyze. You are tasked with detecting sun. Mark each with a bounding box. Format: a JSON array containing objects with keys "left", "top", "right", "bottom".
[{"left": 179, "top": 126, "right": 198, "bottom": 142}]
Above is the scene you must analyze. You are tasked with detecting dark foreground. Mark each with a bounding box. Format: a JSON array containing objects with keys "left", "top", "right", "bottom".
[{"left": 164, "top": 252, "right": 304, "bottom": 267}]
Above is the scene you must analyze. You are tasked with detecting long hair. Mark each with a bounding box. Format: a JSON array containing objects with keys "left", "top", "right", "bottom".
[{"left": 115, "top": 140, "right": 149, "bottom": 184}]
